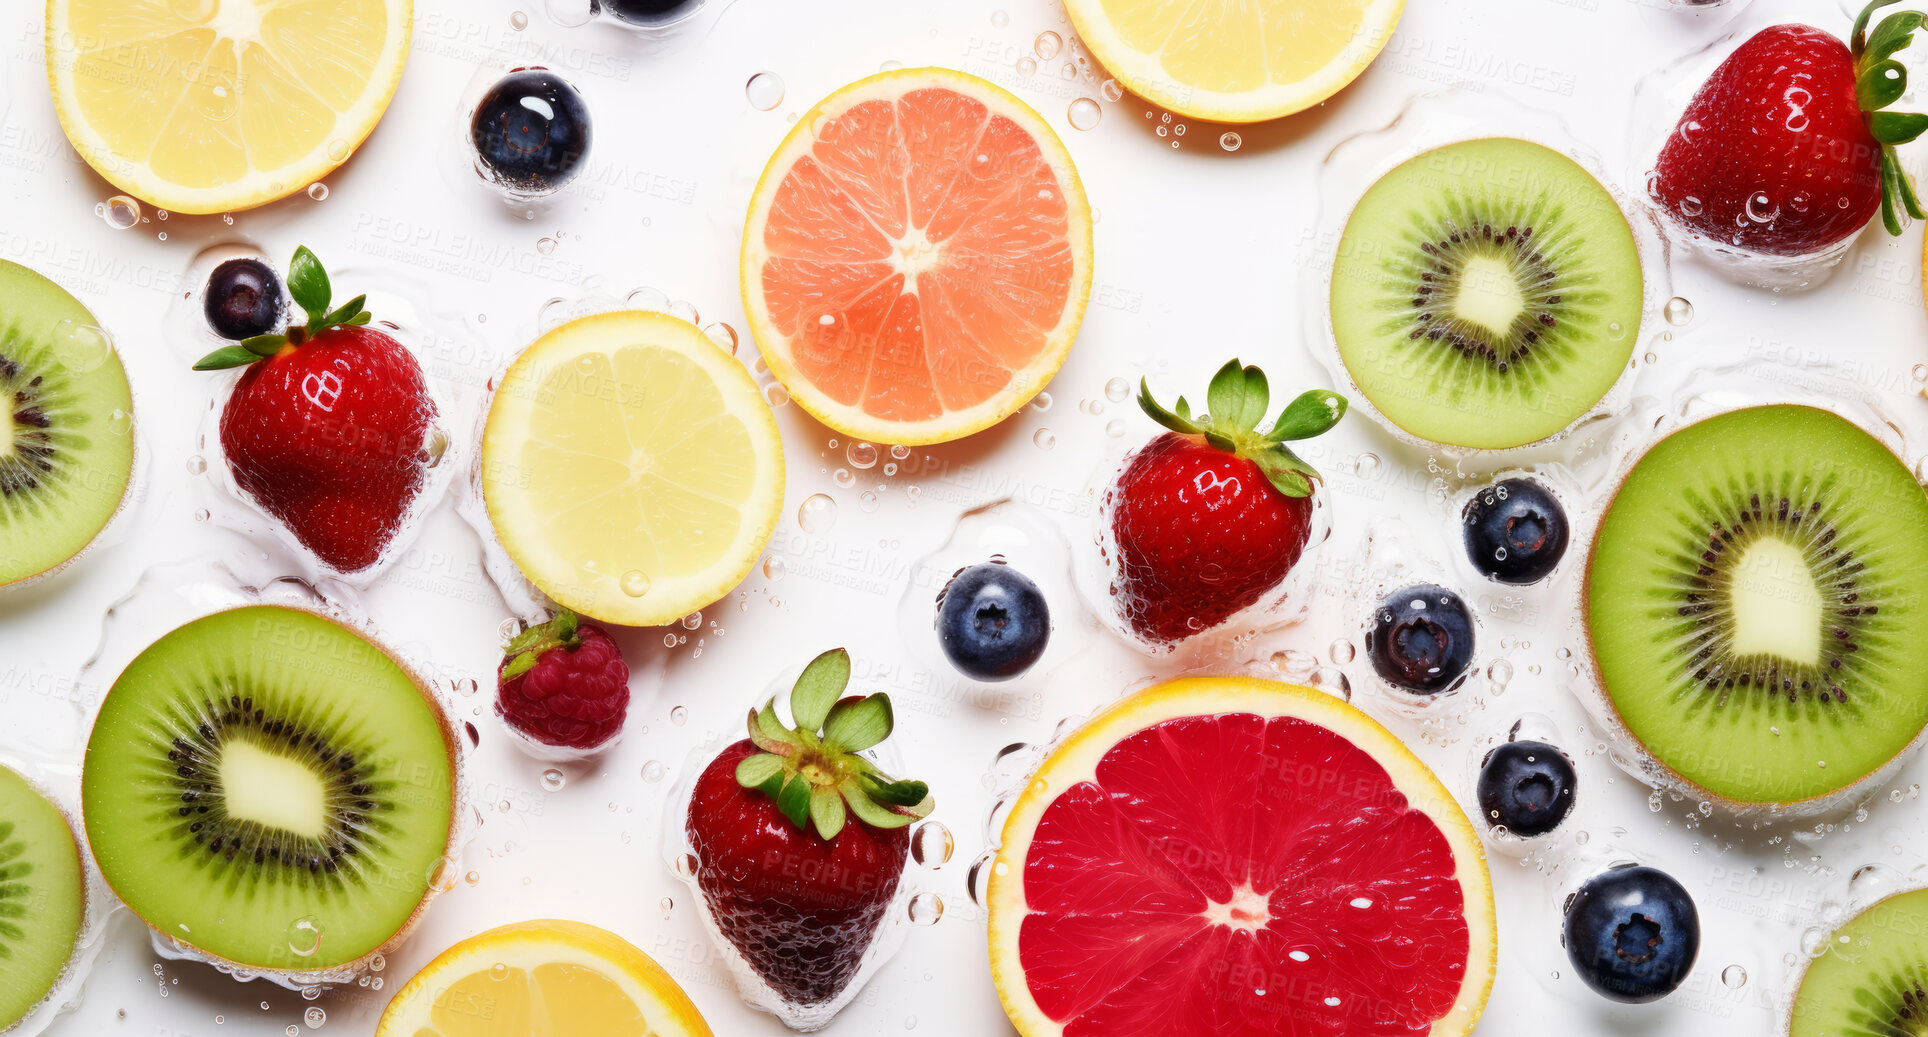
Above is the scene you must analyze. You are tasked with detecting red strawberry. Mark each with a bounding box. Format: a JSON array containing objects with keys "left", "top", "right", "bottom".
[
  {"left": 197, "top": 247, "right": 434, "bottom": 573},
  {"left": 1650, "top": 0, "right": 1928, "bottom": 256},
  {"left": 496, "top": 608, "right": 631, "bottom": 753},
  {"left": 686, "top": 649, "right": 932, "bottom": 1012},
  {"left": 1106, "top": 361, "right": 1346, "bottom": 646}
]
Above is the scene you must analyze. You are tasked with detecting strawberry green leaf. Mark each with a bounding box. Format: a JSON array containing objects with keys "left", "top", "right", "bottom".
[
  {"left": 862, "top": 771, "right": 931, "bottom": 807},
  {"left": 752, "top": 701, "right": 802, "bottom": 754},
  {"left": 809, "top": 785, "right": 847, "bottom": 840},
  {"left": 776, "top": 774, "right": 813, "bottom": 829},
  {"left": 1871, "top": 111, "right": 1928, "bottom": 145},
  {"left": 1203, "top": 428, "right": 1238, "bottom": 453},
  {"left": 1266, "top": 389, "right": 1349, "bottom": 442},
  {"left": 1866, "top": 9, "right": 1924, "bottom": 65},
  {"left": 192, "top": 345, "right": 266, "bottom": 371},
  {"left": 735, "top": 752, "right": 785, "bottom": 790},
  {"left": 1137, "top": 379, "right": 1202, "bottom": 435},
  {"left": 348, "top": 312, "right": 371, "bottom": 326},
  {"left": 1900, "top": 153, "right": 1927, "bottom": 219},
  {"left": 1204, "top": 360, "right": 1246, "bottom": 429},
  {"left": 789, "top": 648, "right": 850, "bottom": 732},
  {"left": 500, "top": 651, "right": 540, "bottom": 681},
  {"left": 240, "top": 334, "right": 286, "bottom": 357},
  {"left": 843, "top": 786, "right": 914, "bottom": 829},
  {"left": 1253, "top": 445, "right": 1316, "bottom": 498},
  {"left": 287, "top": 246, "right": 330, "bottom": 323},
  {"left": 823, "top": 694, "right": 892, "bottom": 754},
  {"left": 1237, "top": 366, "right": 1270, "bottom": 429},
  {"left": 1860, "top": 59, "right": 1909, "bottom": 111},
  {"left": 319, "top": 294, "right": 367, "bottom": 333},
  {"left": 1881, "top": 154, "right": 1906, "bottom": 235},
  {"left": 1854, "top": 0, "right": 1910, "bottom": 54}
]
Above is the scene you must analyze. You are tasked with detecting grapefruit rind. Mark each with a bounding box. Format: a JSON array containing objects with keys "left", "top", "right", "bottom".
[
  {"left": 1061, "top": 0, "right": 1406, "bottom": 123},
  {"left": 374, "top": 919, "right": 713, "bottom": 1037},
  {"left": 740, "top": 67, "right": 1094, "bottom": 446},
  {"left": 986, "top": 676, "right": 1496, "bottom": 1037}
]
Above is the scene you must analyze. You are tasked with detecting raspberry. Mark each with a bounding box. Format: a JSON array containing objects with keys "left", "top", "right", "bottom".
[{"left": 495, "top": 610, "right": 630, "bottom": 752}]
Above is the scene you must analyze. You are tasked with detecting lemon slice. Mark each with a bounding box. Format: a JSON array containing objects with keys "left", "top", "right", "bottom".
[
  {"left": 481, "top": 311, "right": 785, "bottom": 628},
  {"left": 375, "top": 920, "right": 713, "bottom": 1037},
  {"left": 45, "top": 0, "right": 412, "bottom": 214},
  {"left": 1063, "top": 0, "right": 1405, "bottom": 122}
]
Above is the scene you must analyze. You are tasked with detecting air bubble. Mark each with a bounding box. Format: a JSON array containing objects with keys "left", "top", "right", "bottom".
[
  {"left": 1220, "top": 132, "right": 1242, "bottom": 152},
  {"left": 98, "top": 195, "right": 141, "bottom": 229},
  {"left": 847, "top": 441, "right": 879, "bottom": 469},
  {"left": 1664, "top": 297, "right": 1694, "bottom": 326},
  {"left": 671, "top": 705, "right": 688, "bottom": 726},
  {"left": 1330, "top": 640, "right": 1355, "bottom": 664},
  {"left": 1721, "top": 964, "right": 1746, "bottom": 988},
  {"left": 910, "top": 821, "right": 954, "bottom": 866},
  {"left": 1067, "top": 98, "right": 1102, "bottom": 131},
  {"left": 746, "top": 72, "right": 785, "bottom": 111},
  {"left": 1016, "top": 56, "right": 1036, "bottom": 77},
  {"left": 908, "top": 891, "right": 944, "bottom": 924},
  {"left": 620, "top": 570, "right": 652, "bottom": 597},
  {"left": 1035, "top": 31, "right": 1062, "bottom": 59},
  {"left": 307, "top": 183, "right": 328, "bottom": 201},
  {"left": 1033, "top": 428, "right": 1056, "bottom": 450},
  {"left": 799, "top": 493, "right": 837, "bottom": 533},
  {"left": 541, "top": 768, "right": 564, "bottom": 791},
  {"left": 537, "top": 236, "right": 556, "bottom": 255},
  {"left": 642, "top": 760, "right": 666, "bottom": 782},
  {"left": 304, "top": 1008, "right": 325, "bottom": 1028},
  {"left": 286, "top": 917, "right": 323, "bottom": 958}
]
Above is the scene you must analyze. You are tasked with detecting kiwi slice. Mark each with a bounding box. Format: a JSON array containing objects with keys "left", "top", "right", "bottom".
[
  {"left": 1586, "top": 405, "right": 1928, "bottom": 806},
  {"left": 0, "top": 764, "right": 84, "bottom": 1029},
  {"left": 1329, "top": 137, "right": 1642, "bottom": 450},
  {"left": 0, "top": 259, "right": 135, "bottom": 587},
  {"left": 1791, "top": 887, "right": 1928, "bottom": 1037},
  {"left": 81, "top": 606, "right": 455, "bottom": 974}
]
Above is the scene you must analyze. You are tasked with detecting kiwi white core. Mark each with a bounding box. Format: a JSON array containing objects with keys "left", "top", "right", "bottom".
[
  {"left": 219, "top": 740, "right": 327, "bottom": 838},
  {"left": 1453, "top": 256, "right": 1525, "bottom": 336},
  {"left": 1726, "top": 537, "right": 1823, "bottom": 666}
]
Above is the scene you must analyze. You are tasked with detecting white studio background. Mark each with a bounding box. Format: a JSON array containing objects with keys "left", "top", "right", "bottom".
[{"left": 4, "top": 0, "right": 1927, "bottom": 1034}]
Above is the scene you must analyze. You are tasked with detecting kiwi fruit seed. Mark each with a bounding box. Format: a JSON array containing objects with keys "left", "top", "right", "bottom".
[
  {"left": 0, "top": 764, "right": 85, "bottom": 1030},
  {"left": 1585, "top": 405, "right": 1928, "bottom": 807},
  {"left": 0, "top": 259, "right": 135, "bottom": 588},
  {"left": 1791, "top": 887, "right": 1928, "bottom": 1037},
  {"left": 1329, "top": 137, "right": 1643, "bottom": 450},
  {"left": 81, "top": 606, "right": 456, "bottom": 974}
]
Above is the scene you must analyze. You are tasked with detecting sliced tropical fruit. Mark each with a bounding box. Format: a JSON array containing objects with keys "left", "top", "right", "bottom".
[
  {"left": 375, "top": 920, "right": 713, "bottom": 1037},
  {"left": 481, "top": 311, "right": 784, "bottom": 627},
  {"left": 988, "top": 676, "right": 1495, "bottom": 1037},
  {"left": 741, "top": 67, "right": 1093, "bottom": 445},
  {"left": 1063, "top": 0, "right": 1405, "bottom": 123},
  {"left": 1790, "top": 887, "right": 1928, "bottom": 1037},
  {"left": 45, "top": 0, "right": 412, "bottom": 213},
  {"left": 0, "top": 764, "right": 86, "bottom": 1030}
]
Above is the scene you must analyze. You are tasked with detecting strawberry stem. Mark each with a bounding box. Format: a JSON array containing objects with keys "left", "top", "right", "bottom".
[
  {"left": 1137, "top": 359, "right": 1348, "bottom": 499},
  {"left": 1852, "top": 0, "right": 1928, "bottom": 235}
]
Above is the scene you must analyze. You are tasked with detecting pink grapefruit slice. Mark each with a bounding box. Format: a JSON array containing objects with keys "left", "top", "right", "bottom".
[
  {"left": 988, "top": 677, "right": 1495, "bottom": 1036},
  {"left": 741, "top": 68, "right": 1093, "bottom": 445}
]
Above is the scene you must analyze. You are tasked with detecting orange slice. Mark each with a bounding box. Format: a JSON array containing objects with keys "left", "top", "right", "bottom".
[
  {"left": 741, "top": 68, "right": 1093, "bottom": 445},
  {"left": 988, "top": 677, "right": 1496, "bottom": 1036}
]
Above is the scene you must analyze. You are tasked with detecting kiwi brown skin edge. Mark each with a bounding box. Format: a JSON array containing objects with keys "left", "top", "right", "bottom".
[
  {"left": 79, "top": 604, "right": 462, "bottom": 983},
  {"left": 1578, "top": 404, "right": 1928, "bottom": 820}
]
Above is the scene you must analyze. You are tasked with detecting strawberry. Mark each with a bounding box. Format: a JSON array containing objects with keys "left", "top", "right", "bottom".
[
  {"left": 1649, "top": 0, "right": 1928, "bottom": 256},
  {"left": 196, "top": 247, "right": 435, "bottom": 573},
  {"left": 686, "top": 649, "right": 932, "bottom": 1012},
  {"left": 496, "top": 608, "right": 631, "bottom": 754},
  {"left": 1105, "top": 360, "right": 1346, "bottom": 647}
]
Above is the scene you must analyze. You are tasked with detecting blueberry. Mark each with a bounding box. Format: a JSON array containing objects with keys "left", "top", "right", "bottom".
[
  {"left": 470, "top": 69, "right": 592, "bottom": 194},
  {"left": 204, "top": 258, "right": 284, "bottom": 340},
  {"left": 1563, "top": 865, "right": 1699, "bottom": 1003},
  {"left": 936, "top": 562, "right": 1050, "bottom": 681},
  {"left": 1463, "top": 478, "right": 1568, "bottom": 585},
  {"left": 1366, "top": 584, "right": 1474, "bottom": 694},
  {"left": 1477, "top": 740, "right": 1576, "bottom": 837},
  {"left": 597, "top": 0, "right": 703, "bottom": 25}
]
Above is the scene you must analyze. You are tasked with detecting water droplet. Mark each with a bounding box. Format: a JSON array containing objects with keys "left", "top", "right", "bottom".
[
  {"left": 98, "top": 195, "right": 141, "bottom": 230},
  {"left": 911, "top": 821, "right": 954, "bottom": 866},
  {"left": 1067, "top": 97, "right": 1101, "bottom": 131},
  {"left": 1744, "top": 191, "right": 1778, "bottom": 224},
  {"left": 509, "top": 10, "right": 528, "bottom": 29},
  {"left": 540, "top": 768, "right": 564, "bottom": 791},
  {"left": 702, "top": 322, "right": 738, "bottom": 354},
  {"left": 489, "top": 962, "right": 511, "bottom": 981},
  {"left": 306, "top": 183, "right": 328, "bottom": 201},
  {"left": 675, "top": 852, "right": 698, "bottom": 878},
  {"left": 464, "top": 870, "right": 479, "bottom": 885},
  {"left": 1648, "top": 790, "right": 1665, "bottom": 813},
  {"left": 1307, "top": 667, "right": 1350, "bottom": 701},
  {"left": 1105, "top": 418, "right": 1126, "bottom": 437},
  {"left": 537, "top": 236, "right": 556, "bottom": 255},
  {"left": 1680, "top": 195, "right": 1704, "bottom": 217},
  {"left": 428, "top": 856, "right": 459, "bottom": 892},
  {"left": 1031, "top": 391, "right": 1053, "bottom": 412},
  {"left": 1015, "top": 56, "right": 1036, "bottom": 77},
  {"left": 858, "top": 490, "right": 880, "bottom": 513},
  {"left": 990, "top": 9, "right": 1009, "bottom": 26},
  {"left": 186, "top": 454, "right": 207, "bottom": 476},
  {"left": 1035, "top": 31, "right": 1062, "bottom": 59},
  {"left": 107, "top": 408, "right": 132, "bottom": 436},
  {"left": 1102, "top": 377, "right": 1130, "bottom": 403},
  {"left": 304, "top": 1008, "right": 326, "bottom": 1028},
  {"left": 1101, "top": 79, "right": 1123, "bottom": 102},
  {"left": 846, "top": 441, "right": 879, "bottom": 469},
  {"left": 763, "top": 382, "right": 790, "bottom": 408},
  {"left": 1271, "top": 649, "right": 1317, "bottom": 677},
  {"left": 642, "top": 760, "right": 666, "bottom": 782},
  {"left": 286, "top": 917, "right": 323, "bottom": 957},
  {"left": 1033, "top": 428, "right": 1056, "bottom": 450},
  {"left": 746, "top": 72, "right": 785, "bottom": 111},
  {"left": 908, "top": 891, "right": 944, "bottom": 924},
  {"left": 799, "top": 493, "right": 837, "bottom": 533},
  {"left": 671, "top": 705, "right": 688, "bottom": 726},
  {"left": 51, "top": 320, "right": 112, "bottom": 373},
  {"left": 1721, "top": 964, "right": 1746, "bottom": 988},
  {"left": 1329, "top": 640, "right": 1355, "bottom": 664},
  {"left": 1486, "top": 660, "right": 1512, "bottom": 690},
  {"left": 620, "top": 570, "right": 651, "bottom": 597},
  {"left": 1660, "top": 296, "right": 1694, "bottom": 327}
]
